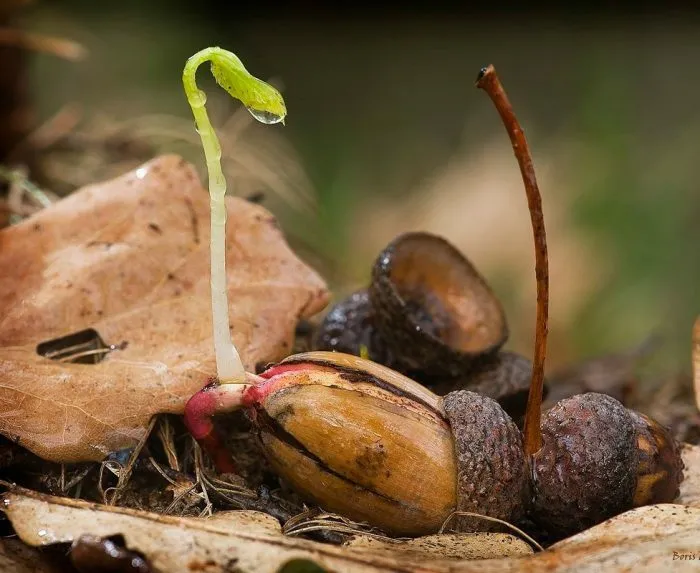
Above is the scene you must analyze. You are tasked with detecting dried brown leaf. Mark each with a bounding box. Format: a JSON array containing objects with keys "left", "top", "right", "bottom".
[
  {"left": 344, "top": 532, "right": 532, "bottom": 560},
  {"left": 0, "top": 486, "right": 530, "bottom": 573},
  {"left": 0, "top": 155, "right": 328, "bottom": 462}
]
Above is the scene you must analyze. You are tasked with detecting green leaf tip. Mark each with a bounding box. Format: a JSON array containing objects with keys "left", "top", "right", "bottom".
[{"left": 184, "top": 46, "right": 286, "bottom": 125}]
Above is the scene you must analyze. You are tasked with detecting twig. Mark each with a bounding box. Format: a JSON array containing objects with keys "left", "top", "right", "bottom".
[
  {"left": 63, "top": 465, "right": 94, "bottom": 493},
  {"left": 439, "top": 510, "right": 544, "bottom": 552},
  {"left": 193, "top": 442, "right": 213, "bottom": 517},
  {"left": 147, "top": 457, "right": 179, "bottom": 487},
  {"left": 156, "top": 416, "right": 180, "bottom": 471},
  {"left": 106, "top": 416, "right": 157, "bottom": 505},
  {"left": 476, "top": 65, "right": 549, "bottom": 456}
]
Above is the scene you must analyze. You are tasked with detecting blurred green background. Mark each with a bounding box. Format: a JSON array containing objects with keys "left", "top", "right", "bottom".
[{"left": 12, "top": 2, "right": 700, "bottom": 375}]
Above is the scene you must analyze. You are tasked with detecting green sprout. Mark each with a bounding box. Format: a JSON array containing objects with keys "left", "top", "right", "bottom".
[{"left": 182, "top": 47, "right": 287, "bottom": 384}]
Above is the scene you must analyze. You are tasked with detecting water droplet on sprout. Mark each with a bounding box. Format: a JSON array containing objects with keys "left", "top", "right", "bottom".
[
  {"left": 245, "top": 107, "right": 284, "bottom": 125},
  {"left": 190, "top": 89, "right": 207, "bottom": 108}
]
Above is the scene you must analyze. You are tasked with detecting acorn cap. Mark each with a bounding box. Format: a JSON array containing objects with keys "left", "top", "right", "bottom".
[
  {"left": 531, "top": 393, "right": 638, "bottom": 537},
  {"left": 629, "top": 410, "right": 684, "bottom": 506},
  {"left": 369, "top": 232, "right": 508, "bottom": 377},
  {"left": 442, "top": 390, "right": 528, "bottom": 531}
]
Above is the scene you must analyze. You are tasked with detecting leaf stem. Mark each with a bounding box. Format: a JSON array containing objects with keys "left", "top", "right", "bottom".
[
  {"left": 182, "top": 47, "right": 286, "bottom": 384},
  {"left": 476, "top": 65, "right": 549, "bottom": 456}
]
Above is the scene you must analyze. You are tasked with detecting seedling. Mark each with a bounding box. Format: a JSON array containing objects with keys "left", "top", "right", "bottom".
[
  {"left": 182, "top": 47, "right": 286, "bottom": 385},
  {"left": 182, "top": 52, "right": 682, "bottom": 537},
  {"left": 182, "top": 48, "right": 288, "bottom": 472}
]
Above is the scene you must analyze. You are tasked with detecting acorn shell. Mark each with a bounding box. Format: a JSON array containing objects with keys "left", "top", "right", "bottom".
[
  {"left": 442, "top": 390, "right": 529, "bottom": 530},
  {"left": 530, "top": 393, "right": 638, "bottom": 537},
  {"left": 369, "top": 232, "right": 508, "bottom": 377},
  {"left": 254, "top": 352, "right": 458, "bottom": 536}
]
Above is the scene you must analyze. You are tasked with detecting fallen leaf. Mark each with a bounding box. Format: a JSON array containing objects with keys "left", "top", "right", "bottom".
[
  {"left": 0, "top": 155, "right": 329, "bottom": 462},
  {"left": 5, "top": 454, "right": 700, "bottom": 573},
  {"left": 344, "top": 533, "right": 532, "bottom": 560},
  {"left": 7, "top": 444, "right": 697, "bottom": 571},
  {"left": 0, "top": 486, "right": 530, "bottom": 573}
]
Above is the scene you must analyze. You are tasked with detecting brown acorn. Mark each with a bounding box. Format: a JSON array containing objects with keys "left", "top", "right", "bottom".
[
  {"left": 530, "top": 393, "right": 638, "bottom": 536},
  {"left": 185, "top": 352, "right": 529, "bottom": 536},
  {"left": 368, "top": 231, "right": 508, "bottom": 378},
  {"left": 471, "top": 65, "right": 685, "bottom": 540}
]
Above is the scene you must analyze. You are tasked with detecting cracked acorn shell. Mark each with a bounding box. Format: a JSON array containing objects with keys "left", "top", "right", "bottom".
[
  {"left": 249, "top": 351, "right": 528, "bottom": 537},
  {"left": 368, "top": 232, "right": 508, "bottom": 378}
]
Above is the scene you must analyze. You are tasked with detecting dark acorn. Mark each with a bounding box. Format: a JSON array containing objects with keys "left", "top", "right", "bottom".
[
  {"left": 530, "top": 392, "right": 687, "bottom": 539},
  {"left": 530, "top": 393, "right": 638, "bottom": 537},
  {"left": 472, "top": 66, "right": 685, "bottom": 540},
  {"left": 368, "top": 231, "right": 508, "bottom": 377},
  {"left": 312, "top": 289, "right": 395, "bottom": 366}
]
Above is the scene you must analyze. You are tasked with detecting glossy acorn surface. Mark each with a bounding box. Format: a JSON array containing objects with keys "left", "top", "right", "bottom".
[
  {"left": 369, "top": 232, "right": 508, "bottom": 377},
  {"left": 312, "top": 289, "right": 394, "bottom": 365},
  {"left": 246, "top": 351, "right": 529, "bottom": 536},
  {"left": 250, "top": 352, "right": 459, "bottom": 536}
]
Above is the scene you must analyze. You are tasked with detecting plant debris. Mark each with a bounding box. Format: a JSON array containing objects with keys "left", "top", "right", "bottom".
[
  {"left": 0, "top": 154, "right": 328, "bottom": 462},
  {"left": 2, "top": 446, "right": 700, "bottom": 573}
]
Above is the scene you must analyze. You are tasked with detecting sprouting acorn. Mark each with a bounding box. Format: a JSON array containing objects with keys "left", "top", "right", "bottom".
[
  {"left": 185, "top": 351, "right": 528, "bottom": 536},
  {"left": 180, "top": 51, "right": 684, "bottom": 539},
  {"left": 474, "top": 64, "right": 683, "bottom": 537}
]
